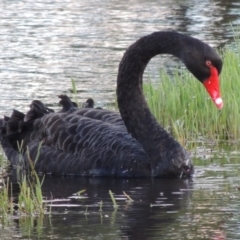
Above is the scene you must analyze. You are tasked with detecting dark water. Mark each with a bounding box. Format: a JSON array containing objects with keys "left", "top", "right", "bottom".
[
  {"left": 2, "top": 143, "right": 240, "bottom": 240},
  {"left": 1, "top": 0, "right": 240, "bottom": 239}
]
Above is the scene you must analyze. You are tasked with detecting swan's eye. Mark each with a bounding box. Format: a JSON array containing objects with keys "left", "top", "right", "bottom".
[{"left": 206, "top": 60, "right": 212, "bottom": 67}]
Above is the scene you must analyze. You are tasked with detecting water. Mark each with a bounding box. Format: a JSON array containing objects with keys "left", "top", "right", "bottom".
[
  {"left": 0, "top": 0, "right": 240, "bottom": 115},
  {"left": 1, "top": 0, "right": 240, "bottom": 239},
  {"left": 2, "top": 143, "right": 240, "bottom": 239}
]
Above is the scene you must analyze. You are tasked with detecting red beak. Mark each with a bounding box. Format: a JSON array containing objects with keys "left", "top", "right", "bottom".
[{"left": 203, "top": 66, "right": 223, "bottom": 109}]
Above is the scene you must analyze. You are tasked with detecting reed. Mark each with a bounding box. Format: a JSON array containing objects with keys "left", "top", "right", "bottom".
[
  {"left": 0, "top": 143, "right": 46, "bottom": 218},
  {"left": 18, "top": 173, "right": 45, "bottom": 216},
  {"left": 71, "top": 78, "right": 79, "bottom": 106},
  {"left": 0, "top": 149, "right": 14, "bottom": 219},
  {"left": 123, "top": 191, "right": 134, "bottom": 203},
  {"left": 109, "top": 190, "right": 118, "bottom": 209},
  {"left": 0, "top": 178, "right": 14, "bottom": 218},
  {"left": 143, "top": 39, "right": 240, "bottom": 142},
  {"left": 18, "top": 146, "right": 46, "bottom": 216}
]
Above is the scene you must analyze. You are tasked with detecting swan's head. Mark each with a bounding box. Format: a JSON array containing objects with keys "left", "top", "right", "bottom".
[{"left": 181, "top": 36, "right": 223, "bottom": 109}]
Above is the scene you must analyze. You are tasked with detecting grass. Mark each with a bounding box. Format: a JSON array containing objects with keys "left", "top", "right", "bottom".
[
  {"left": 71, "top": 78, "right": 80, "bottom": 107},
  {"left": 18, "top": 173, "right": 45, "bottom": 216},
  {"left": 143, "top": 37, "right": 240, "bottom": 143},
  {"left": 18, "top": 145, "right": 47, "bottom": 216},
  {"left": 0, "top": 151, "right": 14, "bottom": 220},
  {"left": 109, "top": 190, "right": 118, "bottom": 209},
  {"left": 0, "top": 145, "right": 49, "bottom": 238},
  {"left": 0, "top": 145, "right": 47, "bottom": 220},
  {"left": 0, "top": 179, "right": 14, "bottom": 218}
]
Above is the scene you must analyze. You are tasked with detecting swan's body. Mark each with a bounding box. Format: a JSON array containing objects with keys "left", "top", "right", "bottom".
[{"left": 0, "top": 31, "right": 223, "bottom": 178}]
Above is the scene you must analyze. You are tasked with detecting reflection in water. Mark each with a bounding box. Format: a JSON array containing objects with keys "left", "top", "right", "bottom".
[
  {"left": 0, "top": 0, "right": 240, "bottom": 115},
  {"left": 1, "top": 145, "right": 240, "bottom": 239},
  {"left": 7, "top": 173, "right": 193, "bottom": 239},
  {"left": 4, "top": 163, "right": 240, "bottom": 240}
]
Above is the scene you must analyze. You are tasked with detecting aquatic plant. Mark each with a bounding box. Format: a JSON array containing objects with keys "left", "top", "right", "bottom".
[
  {"left": 76, "top": 189, "right": 87, "bottom": 195},
  {"left": 109, "top": 190, "right": 118, "bottom": 209},
  {"left": 18, "top": 213, "right": 47, "bottom": 238},
  {"left": 71, "top": 78, "right": 79, "bottom": 106},
  {"left": 18, "top": 173, "right": 45, "bottom": 216},
  {"left": 0, "top": 143, "right": 47, "bottom": 218},
  {"left": 0, "top": 149, "right": 14, "bottom": 220},
  {"left": 0, "top": 178, "right": 14, "bottom": 219},
  {"left": 123, "top": 191, "right": 134, "bottom": 203},
  {"left": 17, "top": 145, "right": 46, "bottom": 216}
]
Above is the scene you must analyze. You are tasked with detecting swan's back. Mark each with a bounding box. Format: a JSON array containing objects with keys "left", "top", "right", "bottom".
[
  {"left": 30, "top": 112, "right": 151, "bottom": 176},
  {"left": 0, "top": 103, "right": 151, "bottom": 177},
  {"left": 74, "top": 108, "right": 125, "bottom": 127}
]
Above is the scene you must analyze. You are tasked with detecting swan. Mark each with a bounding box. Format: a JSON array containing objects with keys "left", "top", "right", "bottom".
[{"left": 0, "top": 31, "right": 223, "bottom": 178}]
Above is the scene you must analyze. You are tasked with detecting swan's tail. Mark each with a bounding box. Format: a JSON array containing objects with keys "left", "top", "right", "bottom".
[{"left": 0, "top": 99, "right": 52, "bottom": 168}]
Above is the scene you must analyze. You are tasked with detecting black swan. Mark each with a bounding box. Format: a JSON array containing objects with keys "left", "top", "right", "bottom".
[{"left": 0, "top": 31, "right": 223, "bottom": 178}]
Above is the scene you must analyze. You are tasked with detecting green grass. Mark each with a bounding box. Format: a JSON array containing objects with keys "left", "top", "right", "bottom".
[
  {"left": 17, "top": 145, "right": 46, "bottom": 216},
  {"left": 0, "top": 144, "right": 47, "bottom": 219},
  {"left": 109, "top": 190, "right": 118, "bottom": 209},
  {"left": 0, "top": 179, "right": 14, "bottom": 218},
  {"left": 0, "top": 149, "right": 14, "bottom": 220},
  {"left": 143, "top": 38, "right": 240, "bottom": 143},
  {"left": 18, "top": 173, "right": 46, "bottom": 216}
]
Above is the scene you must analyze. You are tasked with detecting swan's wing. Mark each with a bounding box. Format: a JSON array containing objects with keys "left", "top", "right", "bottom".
[
  {"left": 0, "top": 113, "right": 151, "bottom": 177},
  {"left": 74, "top": 108, "right": 125, "bottom": 127}
]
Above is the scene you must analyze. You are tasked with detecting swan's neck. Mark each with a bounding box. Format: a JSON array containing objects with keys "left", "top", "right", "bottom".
[{"left": 117, "top": 32, "right": 188, "bottom": 172}]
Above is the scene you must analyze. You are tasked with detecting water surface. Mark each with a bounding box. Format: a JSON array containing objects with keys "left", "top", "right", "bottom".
[
  {"left": 1, "top": 143, "right": 240, "bottom": 239},
  {"left": 1, "top": 0, "right": 240, "bottom": 115}
]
